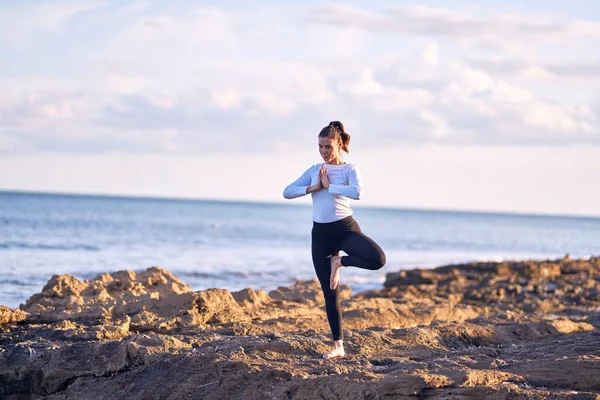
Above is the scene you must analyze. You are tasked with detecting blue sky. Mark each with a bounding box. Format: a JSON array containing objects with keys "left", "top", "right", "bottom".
[{"left": 1, "top": 1, "right": 599, "bottom": 216}]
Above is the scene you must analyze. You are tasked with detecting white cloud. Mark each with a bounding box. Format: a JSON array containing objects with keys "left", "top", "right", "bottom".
[
  {"left": 369, "top": 89, "right": 433, "bottom": 112},
  {"left": 341, "top": 70, "right": 385, "bottom": 96},
  {"left": 326, "top": 26, "right": 368, "bottom": 57},
  {"left": 211, "top": 88, "right": 242, "bottom": 110},
  {"left": 520, "top": 66, "right": 558, "bottom": 81},
  {"left": 40, "top": 100, "right": 88, "bottom": 119},
  {"left": 0, "top": 1, "right": 107, "bottom": 46},
  {"left": 455, "top": 66, "right": 534, "bottom": 103},
  {"left": 1, "top": 1, "right": 599, "bottom": 154},
  {"left": 468, "top": 59, "right": 600, "bottom": 85},
  {"left": 252, "top": 93, "right": 297, "bottom": 116},
  {"left": 421, "top": 40, "right": 439, "bottom": 67},
  {"left": 524, "top": 102, "right": 595, "bottom": 133},
  {"left": 2, "top": 57, "right": 598, "bottom": 151},
  {"left": 27, "top": 1, "right": 108, "bottom": 30},
  {"left": 103, "top": 75, "right": 155, "bottom": 96},
  {"left": 306, "top": 4, "right": 600, "bottom": 43},
  {"left": 419, "top": 111, "right": 449, "bottom": 138},
  {"left": 109, "top": 7, "right": 237, "bottom": 58}
]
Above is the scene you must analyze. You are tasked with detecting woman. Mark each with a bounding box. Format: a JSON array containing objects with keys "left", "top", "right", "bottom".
[{"left": 283, "top": 121, "right": 386, "bottom": 360}]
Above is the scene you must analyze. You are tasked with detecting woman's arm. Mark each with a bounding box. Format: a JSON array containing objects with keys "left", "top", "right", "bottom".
[
  {"left": 283, "top": 165, "right": 322, "bottom": 199},
  {"left": 328, "top": 165, "right": 363, "bottom": 200}
]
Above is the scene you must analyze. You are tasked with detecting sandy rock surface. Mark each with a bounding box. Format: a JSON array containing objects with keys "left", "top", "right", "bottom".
[{"left": 1, "top": 257, "right": 599, "bottom": 399}]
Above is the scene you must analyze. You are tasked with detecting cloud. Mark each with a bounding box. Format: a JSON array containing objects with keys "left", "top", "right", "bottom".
[
  {"left": 0, "top": 1, "right": 107, "bottom": 46},
  {"left": 107, "top": 6, "right": 237, "bottom": 60},
  {"left": 305, "top": 4, "right": 600, "bottom": 54},
  {"left": 306, "top": 4, "right": 600, "bottom": 40},
  {"left": 1, "top": 1, "right": 599, "bottom": 154},
  {"left": 420, "top": 40, "right": 439, "bottom": 67},
  {"left": 27, "top": 1, "right": 108, "bottom": 30},
  {"left": 2, "top": 57, "right": 598, "bottom": 152},
  {"left": 467, "top": 59, "right": 600, "bottom": 83}
]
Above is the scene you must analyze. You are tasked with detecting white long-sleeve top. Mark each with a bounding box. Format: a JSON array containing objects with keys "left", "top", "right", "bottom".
[{"left": 283, "top": 162, "right": 363, "bottom": 223}]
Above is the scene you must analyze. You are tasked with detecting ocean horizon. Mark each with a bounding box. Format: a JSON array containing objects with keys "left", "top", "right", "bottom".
[{"left": 4, "top": 189, "right": 600, "bottom": 220}]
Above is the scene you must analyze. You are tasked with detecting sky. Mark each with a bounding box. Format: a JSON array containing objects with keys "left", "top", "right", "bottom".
[{"left": 0, "top": 1, "right": 599, "bottom": 217}]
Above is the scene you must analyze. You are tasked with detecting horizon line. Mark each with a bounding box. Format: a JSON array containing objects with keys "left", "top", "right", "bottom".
[{"left": 2, "top": 188, "right": 600, "bottom": 221}]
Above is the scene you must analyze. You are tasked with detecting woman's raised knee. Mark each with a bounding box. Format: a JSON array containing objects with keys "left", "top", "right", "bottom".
[{"left": 375, "top": 252, "right": 386, "bottom": 270}]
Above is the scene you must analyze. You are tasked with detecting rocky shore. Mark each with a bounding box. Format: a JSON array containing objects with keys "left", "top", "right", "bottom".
[{"left": 1, "top": 256, "right": 599, "bottom": 399}]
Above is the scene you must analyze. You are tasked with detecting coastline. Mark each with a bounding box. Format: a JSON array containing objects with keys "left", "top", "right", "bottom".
[{"left": 1, "top": 256, "right": 599, "bottom": 399}]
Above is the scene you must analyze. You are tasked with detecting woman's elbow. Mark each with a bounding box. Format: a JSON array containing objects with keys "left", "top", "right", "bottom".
[
  {"left": 283, "top": 187, "right": 295, "bottom": 199},
  {"left": 355, "top": 187, "right": 363, "bottom": 200}
]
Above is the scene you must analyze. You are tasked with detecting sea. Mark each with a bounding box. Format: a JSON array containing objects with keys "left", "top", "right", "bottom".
[{"left": 1, "top": 190, "right": 600, "bottom": 309}]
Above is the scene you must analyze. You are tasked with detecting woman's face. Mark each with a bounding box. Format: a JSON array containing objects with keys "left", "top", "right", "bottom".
[{"left": 319, "top": 136, "right": 341, "bottom": 163}]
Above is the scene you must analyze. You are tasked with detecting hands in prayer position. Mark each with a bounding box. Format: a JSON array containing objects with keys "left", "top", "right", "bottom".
[
  {"left": 306, "top": 165, "right": 329, "bottom": 194},
  {"left": 320, "top": 165, "right": 330, "bottom": 189}
]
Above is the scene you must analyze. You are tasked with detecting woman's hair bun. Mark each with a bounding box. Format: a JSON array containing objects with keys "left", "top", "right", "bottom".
[{"left": 329, "top": 121, "right": 346, "bottom": 133}]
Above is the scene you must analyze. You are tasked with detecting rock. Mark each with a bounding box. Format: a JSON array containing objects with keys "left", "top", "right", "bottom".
[
  {"left": 21, "top": 267, "right": 192, "bottom": 324},
  {"left": 2, "top": 258, "right": 600, "bottom": 399},
  {"left": 0, "top": 306, "right": 27, "bottom": 325},
  {"left": 268, "top": 278, "right": 351, "bottom": 304},
  {"left": 192, "top": 289, "right": 250, "bottom": 324},
  {"left": 384, "top": 269, "right": 438, "bottom": 287},
  {"left": 547, "top": 318, "right": 594, "bottom": 334},
  {"left": 231, "top": 288, "right": 270, "bottom": 305}
]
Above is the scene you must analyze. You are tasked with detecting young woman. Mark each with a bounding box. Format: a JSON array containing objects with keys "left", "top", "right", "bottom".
[{"left": 283, "top": 121, "right": 386, "bottom": 360}]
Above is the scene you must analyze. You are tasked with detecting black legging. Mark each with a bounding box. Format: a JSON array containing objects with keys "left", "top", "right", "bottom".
[{"left": 311, "top": 215, "right": 386, "bottom": 341}]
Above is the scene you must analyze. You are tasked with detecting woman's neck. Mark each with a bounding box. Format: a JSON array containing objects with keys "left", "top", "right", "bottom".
[{"left": 327, "top": 158, "right": 344, "bottom": 165}]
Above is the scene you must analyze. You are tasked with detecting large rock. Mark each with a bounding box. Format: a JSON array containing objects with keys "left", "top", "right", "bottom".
[
  {"left": 0, "top": 305, "right": 27, "bottom": 325},
  {"left": 21, "top": 267, "right": 192, "bottom": 323}
]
